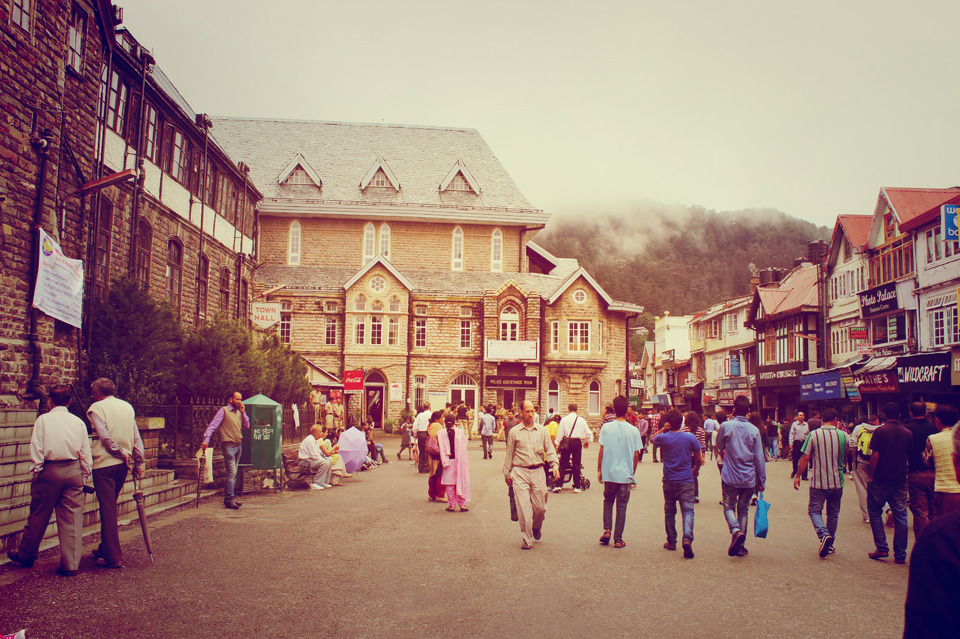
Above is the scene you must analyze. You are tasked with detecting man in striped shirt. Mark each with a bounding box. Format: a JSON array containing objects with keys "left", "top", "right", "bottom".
[{"left": 794, "top": 407, "right": 846, "bottom": 558}]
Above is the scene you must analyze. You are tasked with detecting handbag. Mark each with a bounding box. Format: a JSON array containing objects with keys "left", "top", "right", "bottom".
[
  {"left": 557, "top": 417, "right": 580, "bottom": 454},
  {"left": 425, "top": 434, "right": 440, "bottom": 457},
  {"left": 754, "top": 492, "right": 770, "bottom": 538}
]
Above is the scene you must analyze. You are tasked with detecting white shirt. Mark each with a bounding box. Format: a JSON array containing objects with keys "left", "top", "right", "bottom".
[
  {"left": 298, "top": 435, "right": 324, "bottom": 461},
  {"left": 30, "top": 406, "right": 93, "bottom": 482},
  {"left": 558, "top": 412, "right": 592, "bottom": 442},
  {"left": 412, "top": 409, "right": 432, "bottom": 434}
]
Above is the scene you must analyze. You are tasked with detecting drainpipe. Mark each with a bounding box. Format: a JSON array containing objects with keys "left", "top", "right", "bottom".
[
  {"left": 625, "top": 314, "right": 631, "bottom": 402},
  {"left": 22, "top": 127, "right": 55, "bottom": 406},
  {"left": 195, "top": 114, "right": 211, "bottom": 322},
  {"left": 538, "top": 297, "right": 544, "bottom": 411},
  {"left": 127, "top": 46, "right": 154, "bottom": 276},
  {"left": 235, "top": 163, "right": 250, "bottom": 320}
]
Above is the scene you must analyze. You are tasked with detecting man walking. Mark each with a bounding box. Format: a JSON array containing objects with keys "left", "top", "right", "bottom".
[
  {"left": 7, "top": 385, "right": 93, "bottom": 576},
  {"left": 652, "top": 408, "right": 702, "bottom": 558},
  {"left": 905, "top": 402, "right": 938, "bottom": 538},
  {"left": 703, "top": 414, "right": 719, "bottom": 459},
  {"left": 87, "top": 377, "right": 144, "bottom": 568},
  {"left": 504, "top": 400, "right": 559, "bottom": 550},
  {"left": 789, "top": 411, "right": 809, "bottom": 480},
  {"left": 201, "top": 391, "right": 250, "bottom": 510},
  {"left": 554, "top": 404, "right": 591, "bottom": 493},
  {"left": 793, "top": 408, "right": 846, "bottom": 558},
  {"left": 716, "top": 396, "right": 765, "bottom": 557},
  {"left": 636, "top": 411, "right": 650, "bottom": 462},
  {"left": 597, "top": 396, "right": 642, "bottom": 549},
  {"left": 479, "top": 405, "right": 496, "bottom": 459},
  {"left": 867, "top": 402, "right": 912, "bottom": 564},
  {"left": 413, "top": 403, "right": 431, "bottom": 473},
  {"left": 850, "top": 414, "right": 881, "bottom": 523}
]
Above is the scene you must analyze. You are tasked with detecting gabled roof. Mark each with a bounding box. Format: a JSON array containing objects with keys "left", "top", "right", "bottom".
[
  {"left": 343, "top": 256, "right": 413, "bottom": 291},
  {"left": 495, "top": 278, "right": 528, "bottom": 298},
  {"left": 876, "top": 187, "right": 960, "bottom": 233},
  {"left": 547, "top": 267, "right": 613, "bottom": 306},
  {"left": 900, "top": 192, "right": 960, "bottom": 233},
  {"left": 359, "top": 156, "right": 400, "bottom": 191},
  {"left": 278, "top": 153, "right": 322, "bottom": 187},
  {"left": 300, "top": 357, "right": 342, "bottom": 386},
  {"left": 749, "top": 263, "right": 819, "bottom": 324},
  {"left": 827, "top": 214, "right": 871, "bottom": 267},
  {"left": 439, "top": 159, "right": 481, "bottom": 194},
  {"left": 209, "top": 118, "right": 540, "bottom": 214}
]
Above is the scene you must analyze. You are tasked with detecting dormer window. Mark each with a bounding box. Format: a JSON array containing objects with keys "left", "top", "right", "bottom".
[
  {"left": 284, "top": 167, "right": 312, "bottom": 186},
  {"left": 371, "top": 170, "right": 391, "bottom": 188},
  {"left": 448, "top": 173, "right": 471, "bottom": 191},
  {"left": 278, "top": 154, "right": 321, "bottom": 188},
  {"left": 440, "top": 160, "right": 480, "bottom": 195}
]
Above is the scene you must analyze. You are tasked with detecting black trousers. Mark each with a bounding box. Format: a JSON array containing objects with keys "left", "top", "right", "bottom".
[
  {"left": 791, "top": 441, "right": 807, "bottom": 480},
  {"left": 558, "top": 439, "right": 583, "bottom": 489},
  {"left": 93, "top": 463, "right": 129, "bottom": 565},
  {"left": 417, "top": 432, "right": 429, "bottom": 473}
]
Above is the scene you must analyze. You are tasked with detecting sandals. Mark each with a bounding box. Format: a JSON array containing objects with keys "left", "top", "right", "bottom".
[
  {"left": 459, "top": 506, "right": 469, "bottom": 512},
  {"left": 614, "top": 540, "right": 626, "bottom": 549},
  {"left": 445, "top": 507, "right": 456, "bottom": 512},
  {"left": 599, "top": 531, "right": 611, "bottom": 545}
]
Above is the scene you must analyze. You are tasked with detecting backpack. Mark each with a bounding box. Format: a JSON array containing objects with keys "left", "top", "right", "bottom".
[{"left": 856, "top": 427, "right": 874, "bottom": 459}]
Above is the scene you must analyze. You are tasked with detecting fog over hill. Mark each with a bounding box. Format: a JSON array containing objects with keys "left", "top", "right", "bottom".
[{"left": 534, "top": 204, "right": 830, "bottom": 321}]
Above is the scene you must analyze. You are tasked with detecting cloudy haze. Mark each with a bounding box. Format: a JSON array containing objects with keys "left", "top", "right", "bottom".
[{"left": 115, "top": 0, "right": 960, "bottom": 227}]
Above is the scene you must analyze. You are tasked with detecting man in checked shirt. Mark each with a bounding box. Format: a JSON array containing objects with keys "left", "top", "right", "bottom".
[{"left": 504, "top": 400, "right": 559, "bottom": 550}]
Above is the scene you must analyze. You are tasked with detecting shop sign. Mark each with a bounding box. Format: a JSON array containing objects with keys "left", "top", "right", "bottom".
[
  {"left": 486, "top": 375, "right": 537, "bottom": 389},
  {"left": 841, "top": 375, "right": 860, "bottom": 401},
  {"left": 343, "top": 370, "right": 364, "bottom": 392},
  {"left": 874, "top": 343, "right": 907, "bottom": 357},
  {"left": 859, "top": 283, "right": 899, "bottom": 318},
  {"left": 717, "top": 388, "right": 751, "bottom": 403},
  {"left": 800, "top": 371, "right": 842, "bottom": 401},
  {"left": 702, "top": 390, "right": 717, "bottom": 404},
  {"left": 953, "top": 347, "right": 960, "bottom": 386},
  {"left": 896, "top": 352, "right": 952, "bottom": 393},
  {"left": 943, "top": 204, "right": 959, "bottom": 245},
  {"left": 756, "top": 362, "right": 804, "bottom": 388},
  {"left": 849, "top": 325, "right": 868, "bottom": 340},
  {"left": 730, "top": 353, "right": 741, "bottom": 377},
  {"left": 855, "top": 371, "right": 898, "bottom": 393},
  {"left": 666, "top": 370, "right": 677, "bottom": 390},
  {"left": 720, "top": 377, "right": 749, "bottom": 390},
  {"left": 389, "top": 382, "right": 403, "bottom": 401}
]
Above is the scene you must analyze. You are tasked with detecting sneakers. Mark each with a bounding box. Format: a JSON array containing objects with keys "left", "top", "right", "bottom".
[
  {"left": 682, "top": 539, "right": 694, "bottom": 559},
  {"left": 551, "top": 487, "right": 562, "bottom": 493},
  {"left": 728, "top": 530, "right": 746, "bottom": 556},
  {"left": 819, "top": 535, "right": 834, "bottom": 558},
  {"left": 573, "top": 488, "right": 582, "bottom": 494},
  {"left": 323, "top": 484, "right": 333, "bottom": 488},
  {"left": 309, "top": 483, "right": 325, "bottom": 490}
]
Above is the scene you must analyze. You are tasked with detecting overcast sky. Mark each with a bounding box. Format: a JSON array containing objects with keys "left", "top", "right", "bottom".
[{"left": 116, "top": 0, "right": 959, "bottom": 228}]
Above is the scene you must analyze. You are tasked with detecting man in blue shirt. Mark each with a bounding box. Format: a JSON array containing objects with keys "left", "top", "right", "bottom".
[
  {"left": 597, "top": 396, "right": 642, "bottom": 549},
  {"left": 716, "top": 396, "right": 766, "bottom": 557},
  {"left": 652, "top": 408, "right": 702, "bottom": 558}
]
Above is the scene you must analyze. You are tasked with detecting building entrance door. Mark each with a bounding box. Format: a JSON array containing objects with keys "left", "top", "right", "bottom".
[{"left": 365, "top": 370, "right": 386, "bottom": 428}]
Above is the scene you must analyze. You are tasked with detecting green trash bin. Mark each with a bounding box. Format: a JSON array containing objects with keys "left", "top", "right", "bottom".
[{"left": 240, "top": 393, "right": 283, "bottom": 492}]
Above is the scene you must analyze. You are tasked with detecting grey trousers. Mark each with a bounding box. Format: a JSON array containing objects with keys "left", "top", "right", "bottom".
[{"left": 18, "top": 460, "right": 85, "bottom": 571}]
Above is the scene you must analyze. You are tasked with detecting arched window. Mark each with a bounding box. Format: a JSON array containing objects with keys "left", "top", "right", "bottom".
[
  {"left": 165, "top": 239, "right": 182, "bottom": 310},
  {"left": 451, "top": 226, "right": 464, "bottom": 271},
  {"left": 355, "top": 295, "right": 366, "bottom": 311},
  {"left": 588, "top": 380, "right": 601, "bottom": 415},
  {"left": 379, "top": 223, "right": 391, "bottom": 260},
  {"left": 197, "top": 254, "right": 209, "bottom": 322},
  {"left": 363, "top": 223, "right": 376, "bottom": 265},
  {"left": 389, "top": 296, "right": 401, "bottom": 312},
  {"left": 491, "top": 228, "right": 503, "bottom": 272},
  {"left": 499, "top": 305, "right": 519, "bottom": 341},
  {"left": 548, "top": 380, "right": 560, "bottom": 415},
  {"left": 288, "top": 221, "right": 301, "bottom": 265},
  {"left": 134, "top": 219, "right": 152, "bottom": 289},
  {"left": 219, "top": 267, "right": 230, "bottom": 316}
]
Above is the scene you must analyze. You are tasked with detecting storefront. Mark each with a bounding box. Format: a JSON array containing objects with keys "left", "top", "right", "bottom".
[
  {"left": 894, "top": 351, "right": 954, "bottom": 403},
  {"left": 756, "top": 362, "right": 805, "bottom": 422},
  {"left": 716, "top": 376, "right": 754, "bottom": 413},
  {"left": 853, "top": 356, "right": 899, "bottom": 418}
]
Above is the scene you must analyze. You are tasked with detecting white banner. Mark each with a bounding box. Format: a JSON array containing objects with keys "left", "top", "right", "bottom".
[
  {"left": 389, "top": 382, "right": 403, "bottom": 401},
  {"left": 251, "top": 301, "right": 282, "bottom": 329},
  {"left": 33, "top": 228, "right": 83, "bottom": 328}
]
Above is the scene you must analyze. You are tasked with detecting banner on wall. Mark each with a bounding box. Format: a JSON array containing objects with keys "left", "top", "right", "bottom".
[{"left": 33, "top": 229, "right": 83, "bottom": 328}]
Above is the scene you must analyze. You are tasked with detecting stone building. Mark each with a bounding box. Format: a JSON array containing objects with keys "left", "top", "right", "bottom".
[{"left": 212, "top": 118, "right": 642, "bottom": 427}]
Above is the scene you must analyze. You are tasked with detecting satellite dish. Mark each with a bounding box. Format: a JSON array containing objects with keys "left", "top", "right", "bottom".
[{"left": 748, "top": 262, "right": 760, "bottom": 276}]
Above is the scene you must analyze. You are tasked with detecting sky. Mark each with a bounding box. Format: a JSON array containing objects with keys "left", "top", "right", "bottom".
[{"left": 114, "top": 0, "right": 960, "bottom": 228}]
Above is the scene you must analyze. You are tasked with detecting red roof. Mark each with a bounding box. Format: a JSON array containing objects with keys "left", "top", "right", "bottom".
[
  {"left": 836, "top": 214, "right": 872, "bottom": 248},
  {"left": 881, "top": 187, "right": 960, "bottom": 231},
  {"left": 756, "top": 263, "right": 819, "bottom": 318}
]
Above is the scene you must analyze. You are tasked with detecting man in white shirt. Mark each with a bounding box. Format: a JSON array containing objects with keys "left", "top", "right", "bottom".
[
  {"left": 298, "top": 425, "right": 333, "bottom": 489},
  {"left": 7, "top": 385, "right": 93, "bottom": 577},
  {"left": 412, "top": 404, "right": 432, "bottom": 473},
  {"left": 790, "top": 412, "right": 809, "bottom": 480},
  {"left": 479, "top": 405, "right": 497, "bottom": 459},
  {"left": 554, "top": 404, "right": 592, "bottom": 493}
]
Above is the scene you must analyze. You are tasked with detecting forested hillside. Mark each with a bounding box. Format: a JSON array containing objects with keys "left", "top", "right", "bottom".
[{"left": 535, "top": 205, "right": 830, "bottom": 319}]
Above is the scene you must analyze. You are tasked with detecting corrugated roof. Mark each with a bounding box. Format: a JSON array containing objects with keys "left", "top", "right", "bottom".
[
  {"left": 836, "top": 214, "right": 872, "bottom": 248},
  {"left": 881, "top": 187, "right": 960, "bottom": 229},
  {"left": 209, "top": 118, "right": 540, "bottom": 213},
  {"left": 757, "top": 263, "right": 819, "bottom": 317}
]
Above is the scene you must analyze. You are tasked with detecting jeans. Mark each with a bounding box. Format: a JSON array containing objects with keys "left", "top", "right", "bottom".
[
  {"left": 663, "top": 481, "right": 695, "bottom": 543},
  {"left": 808, "top": 487, "right": 842, "bottom": 541},
  {"left": 721, "top": 482, "right": 754, "bottom": 535},
  {"left": 907, "top": 471, "right": 936, "bottom": 538},
  {"left": 770, "top": 440, "right": 779, "bottom": 459},
  {"left": 222, "top": 442, "right": 242, "bottom": 502},
  {"left": 602, "top": 481, "right": 632, "bottom": 541},
  {"left": 867, "top": 480, "right": 909, "bottom": 560},
  {"left": 481, "top": 434, "right": 494, "bottom": 458}
]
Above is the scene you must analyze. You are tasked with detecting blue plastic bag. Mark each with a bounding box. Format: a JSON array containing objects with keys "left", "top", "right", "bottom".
[{"left": 754, "top": 492, "right": 770, "bottom": 538}]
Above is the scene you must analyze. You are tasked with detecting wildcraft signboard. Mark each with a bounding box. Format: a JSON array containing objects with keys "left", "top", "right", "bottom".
[
  {"left": 859, "top": 283, "right": 899, "bottom": 318},
  {"left": 895, "top": 352, "right": 952, "bottom": 393}
]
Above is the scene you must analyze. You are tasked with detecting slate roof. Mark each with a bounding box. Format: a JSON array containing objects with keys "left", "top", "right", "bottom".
[{"left": 208, "top": 118, "right": 540, "bottom": 213}]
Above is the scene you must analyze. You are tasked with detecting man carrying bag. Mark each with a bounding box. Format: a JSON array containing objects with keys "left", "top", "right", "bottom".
[{"left": 554, "top": 404, "right": 591, "bottom": 493}]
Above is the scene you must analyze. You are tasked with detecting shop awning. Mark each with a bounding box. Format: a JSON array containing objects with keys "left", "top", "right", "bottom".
[{"left": 856, "top": 356, "right": 897, "bottom": 375}]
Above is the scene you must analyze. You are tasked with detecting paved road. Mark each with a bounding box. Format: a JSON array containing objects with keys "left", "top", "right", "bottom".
[{"left": 1, "top": 435, "right": 909, "bottom": 639}]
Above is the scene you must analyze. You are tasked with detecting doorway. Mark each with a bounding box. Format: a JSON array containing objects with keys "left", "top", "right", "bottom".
[{"left": 365, "top": 370, "right": 386, "bottom": 428}]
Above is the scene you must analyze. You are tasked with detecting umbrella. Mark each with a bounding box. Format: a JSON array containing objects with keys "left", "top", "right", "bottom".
[
  {"left": 337, "top": 426, "right": 368, "bottom": 474},
  {"left": 131, "top": 471, "right": 155, "bottom": 563}
]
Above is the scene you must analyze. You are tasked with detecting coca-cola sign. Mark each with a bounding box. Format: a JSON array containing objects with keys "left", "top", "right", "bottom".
[{"left": 343, "top": 369, "right": 364, "bottom": 391}]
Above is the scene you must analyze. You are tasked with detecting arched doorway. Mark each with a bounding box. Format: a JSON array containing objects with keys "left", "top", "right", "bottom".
[
  {"left": 449, "top": 373, "right": 478, "bottom": 433},
  {"left": 365, "top": 370, "right": 386, "bottom": 428}
]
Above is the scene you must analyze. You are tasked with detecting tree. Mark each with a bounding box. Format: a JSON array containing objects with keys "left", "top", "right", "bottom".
[
  {"left": 181, "top": 320, "right": 267, "bottom": 401},
  {"left": 257, "top": 333, "right": 311, "bottom": 405},
  {"left": 89, "top": 278, "right": 184, "bottom": 404}
]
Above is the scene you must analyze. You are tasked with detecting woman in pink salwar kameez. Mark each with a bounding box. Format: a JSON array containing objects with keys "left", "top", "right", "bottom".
[{"left": 438, "top": 414, "right": 471, "bottom": 512}]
